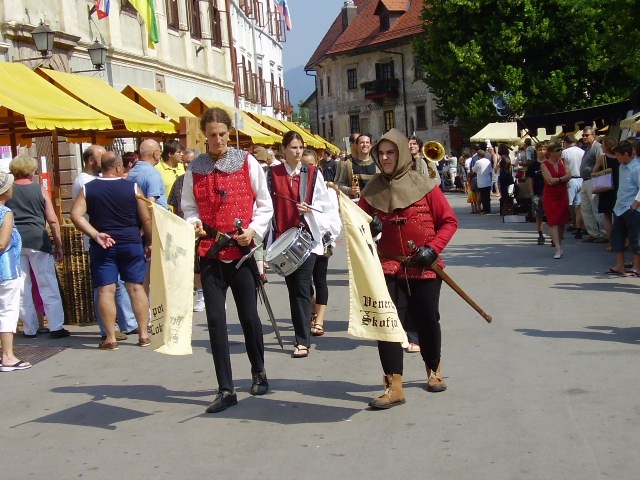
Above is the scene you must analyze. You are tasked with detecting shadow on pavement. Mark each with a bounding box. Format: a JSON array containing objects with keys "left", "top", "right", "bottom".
[
  {"left": 515, "top": 325, "right": 640, "bottom": 345},
  {"left": 552, "top": 281, "right": 640, "bottom": 294}
]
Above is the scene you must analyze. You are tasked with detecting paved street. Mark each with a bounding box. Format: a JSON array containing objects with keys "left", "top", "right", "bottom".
[{"left": 2, "top": 192, "right": 639, "bottom": 480}]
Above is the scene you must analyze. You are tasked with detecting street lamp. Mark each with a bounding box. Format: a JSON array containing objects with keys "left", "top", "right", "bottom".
[
  {"left": 87, "top": 39, "right": 108, "bottom": 70},
  {"left": 71, "top": 39, "right": 108, "bottom": 73},
  {"left": 31, "top": 21, "right": 55, "bottom": 57},
  {"left": 13, "top": 21, "right": 55, "bottom": 63}
]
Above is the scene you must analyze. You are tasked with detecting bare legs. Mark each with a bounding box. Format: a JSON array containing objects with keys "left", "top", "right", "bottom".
[
  {"left": 98, "top": 282, "right": 149, "bottom": 344},
  {"left": 125, "top": 282, "right": 150, "bottom": 343}
]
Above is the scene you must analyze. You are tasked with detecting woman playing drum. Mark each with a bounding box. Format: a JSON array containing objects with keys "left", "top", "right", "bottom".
[{"left": 266, "top": 131, "right": 335, "bottom": 358}]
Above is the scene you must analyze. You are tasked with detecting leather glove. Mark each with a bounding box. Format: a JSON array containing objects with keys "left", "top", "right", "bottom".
[
  {"left": 370, "top": 213, "right": 383, "bottom": 237},
  {"left": 412, "top": 245, "right": 438, "bottom": 267}
]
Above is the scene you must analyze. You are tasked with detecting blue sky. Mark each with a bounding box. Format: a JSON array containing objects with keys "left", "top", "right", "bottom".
[
  {"left": 282, "top": 0, "right": 345, "bottom": 69},
  {"left": 281, "top": 0, "right": 346, "bottom": 106}
]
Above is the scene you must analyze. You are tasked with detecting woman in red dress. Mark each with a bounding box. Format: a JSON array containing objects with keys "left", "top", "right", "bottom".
[{"left": 541, "top": 140, "right": 571, "bottom": 259}]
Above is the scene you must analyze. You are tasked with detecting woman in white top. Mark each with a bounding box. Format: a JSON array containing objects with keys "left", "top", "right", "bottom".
[{"left": 266, "top": 132, "right": 335, "bottom": 358}]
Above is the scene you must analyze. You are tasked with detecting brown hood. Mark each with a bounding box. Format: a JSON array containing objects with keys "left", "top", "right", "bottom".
[{"left": 361, "top": 129, "right": 438, "bottom": 212}]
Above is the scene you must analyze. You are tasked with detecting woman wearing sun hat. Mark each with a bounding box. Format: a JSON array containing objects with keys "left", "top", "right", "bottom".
[{"left": 0, "top": 171, "right": 32, "bottom": 372}]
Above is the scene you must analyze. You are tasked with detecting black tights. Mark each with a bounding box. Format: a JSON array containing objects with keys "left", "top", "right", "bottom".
[{"left": 377, "top": 276, "right": 442, "bottom": 375}]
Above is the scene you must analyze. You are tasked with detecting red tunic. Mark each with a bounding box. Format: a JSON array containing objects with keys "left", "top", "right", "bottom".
[
  {"left": 269, "top": 163, "right": 316, "bottom": 240},
  {"left": 359, "top": 187, "right": 458, "bottom": 280},
  {"left": 192, "top": 158, "right": 254, "bottom": 259}
]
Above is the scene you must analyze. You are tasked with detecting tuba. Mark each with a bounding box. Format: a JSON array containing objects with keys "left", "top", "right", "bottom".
[
  {"left": 422, "top": 141, "right": 445, "bottom": 179},
  {"left": 422, "top": 141, "right": 445, "bottom": 163}
]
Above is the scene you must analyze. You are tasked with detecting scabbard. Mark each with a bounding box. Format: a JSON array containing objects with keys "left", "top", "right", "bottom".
[{"left": 257, "top": 279, "right": 284, "bottom": 349}]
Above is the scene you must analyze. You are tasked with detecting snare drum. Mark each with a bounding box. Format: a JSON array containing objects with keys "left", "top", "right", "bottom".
[{"left": 265, "top": 227, "right": 313, "bottom": 276}]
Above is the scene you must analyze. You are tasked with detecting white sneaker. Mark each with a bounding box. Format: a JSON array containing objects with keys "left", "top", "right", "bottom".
[{"left": 193, "top": 296, "right": 205, "bottom": 312}]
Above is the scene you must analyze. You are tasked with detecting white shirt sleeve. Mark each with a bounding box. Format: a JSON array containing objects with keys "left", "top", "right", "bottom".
[
  {"left": 181, "top": 169, "right": 199, "bottom": 226},
  {"left": 247, "top": 155, "right": 273, "bottom": 243}
]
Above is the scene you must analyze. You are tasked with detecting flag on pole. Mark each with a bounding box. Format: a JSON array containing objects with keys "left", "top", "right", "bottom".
[
  {"left": 276, "top": 0, "right": 292, "bottom": 31},
  {"left": 148, "top": 204, "right": 195, "bottom": 355},
  {"left": 95, "top": 0, "right": 110, "bottom": 19},
  {"left": 333, "top": 187, "right": 407, "bottom": 344},
  {"left": 129, "top": 0, "right": 160, "bottom": 48}
]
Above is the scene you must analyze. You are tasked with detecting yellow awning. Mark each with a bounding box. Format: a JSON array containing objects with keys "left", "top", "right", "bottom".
[
  {"left": 279, "top": 120, "right": 324, "bottom": 148},
  {"left": 121, "top": 85, "right": 195, "bottom": 124},
  {"left": 37, "top": 69, "right": 175, "bottom": 134},
  {"left": 312, "top": 133, "right": 341, "bottom": 153},
  {"left": 0, "top": 63, "right": 112, "bottom": 131},
  {"left": 185, "top": 98, "right": 281, "bottom": 145},
  {"left": 247, "top": 112, "right": 288, "bottom": 135}
]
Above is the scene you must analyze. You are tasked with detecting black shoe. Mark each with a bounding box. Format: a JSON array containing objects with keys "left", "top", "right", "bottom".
[
  {"left": 123, "top": 328, "right": 139, "bottom": 335},
  {"left": 574, "top": 231, "right": 583, "bottom": 239},
  {"left": 250, "top": 370, "right": 269, "bottom": 396},
  {"left": 22, "top": 332, "right": 37, "bottom": 338},
  {"left": 537, "top": 235, "right": 545, "bottom": 245},
  {"left": 205, "top": 390, "right": 238, "bottom": 413},
  {"left": 50, "top": 328, "right": 70, "bottom": 339},
  {"left": 37, "top": 328, "right": 50, "bottom": 335}
]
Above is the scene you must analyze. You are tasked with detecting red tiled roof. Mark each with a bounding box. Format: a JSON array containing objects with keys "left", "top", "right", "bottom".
[
  {"left": 305, "top": 0, "right": 423, "bottom": 69},
  {"left": 378, "top": 0, "right": 409, "bottom": 12}
]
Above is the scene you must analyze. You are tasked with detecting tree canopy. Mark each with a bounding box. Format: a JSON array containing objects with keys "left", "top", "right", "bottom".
[{"left": 413, "top": 0, "right": 640, "bottom": 135}]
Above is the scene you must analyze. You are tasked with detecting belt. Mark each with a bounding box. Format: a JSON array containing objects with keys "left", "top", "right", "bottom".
[
  {"left": 571, "top": 176, "right": 581, "bottom": 179},
  {"left": 201, "top": 224, "right": 237, "bottom": 243},
  {"left": 378, "top": 250, "right": 410, "bottom": 263}
]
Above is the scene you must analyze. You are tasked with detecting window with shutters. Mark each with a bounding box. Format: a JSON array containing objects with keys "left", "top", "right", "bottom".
[
  {"left": 350, "top": 115, "right": 360, "bottom": 134},
  {"left": 187, "top": 0, "right": 202, "bottom": 39},
  {"left": 347, "top": 68, "right": 358, "bottom": 90},
  {"left": 384, "top": 110, "right": 395, "bottom": 131},
  {"left": 166, "top": 0, "right": 179, "bottom": 30},
  {"left": 209, "top": 0, "right": 222, "bottom": 47},
  {"left": 375, "top": 61, "right": 395, "bottom": 80}
]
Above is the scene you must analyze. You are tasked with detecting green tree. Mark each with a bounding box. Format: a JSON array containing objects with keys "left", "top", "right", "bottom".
[
  {"left": 293, "top": 103, "right": 311, "bottom": 129},
  {"left": 413, "top": 0, "right": 640, "bottom": 135}
]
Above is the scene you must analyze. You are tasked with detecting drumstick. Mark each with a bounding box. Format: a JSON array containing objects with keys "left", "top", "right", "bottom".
[{"left": 273, "top": 192, "right": 322, "bottom": 212}]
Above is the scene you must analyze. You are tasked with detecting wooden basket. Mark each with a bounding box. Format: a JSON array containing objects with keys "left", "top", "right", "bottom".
[{"left": 58, "top": 224, "right": 96, "bottom": 324}]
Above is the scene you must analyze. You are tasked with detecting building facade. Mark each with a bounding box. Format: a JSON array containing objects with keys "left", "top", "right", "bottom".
[
  {"left": 305, "top": 0, "right": 452, "bottom": 151},
  {"left": 0, "top": 0, "right": 290, "bottom": 214}
]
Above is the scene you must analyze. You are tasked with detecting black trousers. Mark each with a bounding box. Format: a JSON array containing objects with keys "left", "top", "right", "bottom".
[
  {"left": 378, "top": 276, "right": 443, "bottom": 375},
  {"left": 479, "top": 186, "right": 491, "bottom": 213},
  {"left": 200, "top": 258, "right": 265, "bottom": 392},
  {"left": 311, "top": 254, "right": 329, "bottom": 305},
  {"left": 284, "top": 254, "right": 316, "bottom": 348}
]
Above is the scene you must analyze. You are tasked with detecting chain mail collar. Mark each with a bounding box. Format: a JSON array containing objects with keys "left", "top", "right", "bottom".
[{"left": 190, "top": 148, "right": 246, "bottom": 175}]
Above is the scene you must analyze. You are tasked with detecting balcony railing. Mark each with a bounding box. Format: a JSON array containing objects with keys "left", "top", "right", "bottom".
[{"left": 361, "top": 78, "right": 400, "bottom": 101}]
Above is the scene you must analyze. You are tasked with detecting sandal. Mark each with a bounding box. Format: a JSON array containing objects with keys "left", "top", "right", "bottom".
[
  {"left": 311, "top": 322, "right": 324, "bottom": 337},
  {"left": 406, "top": 342, "right": 421, "bottom": 353},
  {"left": 291, "top": 345, "right": 309, "bottom": 358}
]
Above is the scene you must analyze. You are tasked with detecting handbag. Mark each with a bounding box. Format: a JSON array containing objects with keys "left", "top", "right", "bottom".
[{"left": 592, "top": 157, "right": 613, "bottom": 194}]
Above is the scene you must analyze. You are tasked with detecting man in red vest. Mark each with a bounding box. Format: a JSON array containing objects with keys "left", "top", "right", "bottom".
[{"left": 181, "top": 107, "right": 274, "bottom": 414}]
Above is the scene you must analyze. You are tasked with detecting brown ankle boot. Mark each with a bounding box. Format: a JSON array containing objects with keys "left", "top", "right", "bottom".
[
  {"left": 426, "top": 364, "right": 447, "bottom": 392},
  {"left": 369, "top": 374, "right": 405, "bottom": 409}
]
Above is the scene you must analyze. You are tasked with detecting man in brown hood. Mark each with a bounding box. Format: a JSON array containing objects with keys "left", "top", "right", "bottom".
[{"left": 358, "top": 128, "right": 458, "bottom": 409}]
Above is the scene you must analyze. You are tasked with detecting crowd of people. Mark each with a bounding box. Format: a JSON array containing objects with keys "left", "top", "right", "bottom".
[
  {"left": 3, "top": 114, "right": 637, "bottom": 416},
  {"left": 457, "top": 128, "right": 640, "bottom": 269}
]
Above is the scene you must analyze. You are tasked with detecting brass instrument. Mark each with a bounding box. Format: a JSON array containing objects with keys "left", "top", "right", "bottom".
[
  {"left": 422, "top": 141, "right": 445, "bottom": 179},
  {"left": 422, "top": 141, "right": 445, "bottom": 163},
  {"left": 352, "top": 174, "right": 359, "bottom": 189}
]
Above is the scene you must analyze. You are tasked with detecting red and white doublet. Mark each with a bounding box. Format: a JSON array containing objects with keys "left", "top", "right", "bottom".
[{"left": 192, "top": 159, "right": 253, "bottom": 260}]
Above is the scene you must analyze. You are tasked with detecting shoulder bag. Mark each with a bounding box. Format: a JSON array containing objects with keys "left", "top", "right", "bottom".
[{"left": 592, "top": 156, "right": 613, "bottom": 194}]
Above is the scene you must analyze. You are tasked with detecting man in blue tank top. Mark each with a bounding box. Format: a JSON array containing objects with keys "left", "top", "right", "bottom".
[{"left": 70, "top": 153, "right": 153, "bottom": 351}]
